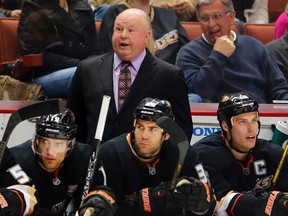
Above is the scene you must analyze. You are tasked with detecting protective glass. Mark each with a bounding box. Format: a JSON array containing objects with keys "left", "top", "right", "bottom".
[{"left": 34, "top": 136, "right": 70, "bottom": 159}]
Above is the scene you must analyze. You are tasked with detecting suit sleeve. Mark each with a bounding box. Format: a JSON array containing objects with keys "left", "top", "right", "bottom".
[
  {"left": 67, "top": 61, "right": 88, "bottom": 143},
  {"left": 169, "top": 68, "right": 193, "bottom": 142}
]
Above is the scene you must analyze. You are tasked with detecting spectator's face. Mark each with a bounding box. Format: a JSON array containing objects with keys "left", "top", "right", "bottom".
[
  {"left": 223, "top": 112, "right": 259, "bottom": 152},
  {"left": 197, "top": 0, "right": 235, "bottom": 44},
  {"left": 134, "top": 119, "right": 169, "bottom": 159},
  {"left": 35, "top": 137, "right": 70, "bottom": 172},
  {"left": 112, "top": 10, "right": 150, "bottom": 61}
]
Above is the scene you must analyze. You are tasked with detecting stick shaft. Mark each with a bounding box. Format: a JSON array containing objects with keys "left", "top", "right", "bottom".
[
  {"left": 81, "top": 95, "right": 111, "bottom": 203},
  {"left": 272, "top": 143, "right": 288, "bottom": 188}
]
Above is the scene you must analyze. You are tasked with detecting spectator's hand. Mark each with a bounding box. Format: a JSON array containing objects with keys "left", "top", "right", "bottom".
[
  {"left": 214, "top": 35, "right": 236, "bottom": 57},
  {"left": 170, "top": 0, "right": 190, "bottom": 15},
  {"left": 78, "top": 186, "right": 117, "bottom": 216},
  {"left": 173, "top": 176, "right": 215, "bottom": 213},
  {"left": 10, "top": 10, "right": 21, "bottom": 17},
  {"left": 135, "top": 182, "right": 175, "bottom": 213},
  {"left": 257, "top": 191, "right": 288, "bottom": 216}
]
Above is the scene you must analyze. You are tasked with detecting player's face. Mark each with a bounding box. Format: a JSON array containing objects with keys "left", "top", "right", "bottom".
[
  {"left": 112, "top": 10, "right": 150, "bottom": 61},
  {"left": 35, "top": 137, "right": 70, "bottom": 172},
  {"left": 229, "top": 112, "right": 259, "bottom": 152},
  {"left": 134, "top": 119, "right": 168, "bottom": 158},
  {"left": 197, "top": 0, "right": 235, "bottom": 43}
]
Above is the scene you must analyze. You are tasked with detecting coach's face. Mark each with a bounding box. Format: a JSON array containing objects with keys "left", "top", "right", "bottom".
[{"left": 112, "top": 9, "right": 150, "bottom": 61}]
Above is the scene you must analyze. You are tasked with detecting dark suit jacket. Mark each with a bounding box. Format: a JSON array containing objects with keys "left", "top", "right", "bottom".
[{"left": 67, "top": 50, "right": 193, "bottom": 144}]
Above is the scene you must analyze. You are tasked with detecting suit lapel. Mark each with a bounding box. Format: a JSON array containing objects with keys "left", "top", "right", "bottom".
[{"left": 98, "top": 53, "right": 117, "bottom": 115}]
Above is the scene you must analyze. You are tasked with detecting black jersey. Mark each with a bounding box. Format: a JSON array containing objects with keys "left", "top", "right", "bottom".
[
  {"left": 0, "top": 147, "right": 36, "bottom": 215},
  {"left": 99, "top": 133, "right": 209, "bottom": 216},
  {"left": 0, "top": 147, "right": 31, "bottom": 187},
  {"left": 193, "top": 131, "right": 288, "bottom": 215},
  {"left": 10, "top": 140, "right": 97, "bottom": 215}
]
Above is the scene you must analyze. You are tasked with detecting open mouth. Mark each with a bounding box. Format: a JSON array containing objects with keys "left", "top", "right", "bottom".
[
  {"left": 246, "top": 135, "right": 256, "bottom": 141},
  {"left": 210, "top": 29, "right": 221, "bottom": 37},
  {"left": 119, "top": 42, "right": 129, "bottom": 48}
]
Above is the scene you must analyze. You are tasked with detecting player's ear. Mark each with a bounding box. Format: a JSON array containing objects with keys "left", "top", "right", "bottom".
[
  {"left": 221, "top": 120, "right": 229, "bottom": 132},
  {"left": 164, "top": 133, "right": 170, "bottom": 141}
]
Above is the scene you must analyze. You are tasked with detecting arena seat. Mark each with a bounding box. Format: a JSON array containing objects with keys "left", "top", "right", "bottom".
[
  {"left": 268, "top": 0, "right": 287, "bottom": 23},
  {"left": 0, "top": 18, "right": 43, "bottom": 80},
  {"left": 0, "top": 18, "right": 20, "bottom": 63},
  {"left": 243, "top": 23, "right": 275, "bottom": 44}
]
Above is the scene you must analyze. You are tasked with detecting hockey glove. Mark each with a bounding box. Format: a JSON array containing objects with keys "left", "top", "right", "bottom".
[
  {"left": 0, "top": 185, "right": 37, "bottom": 216},
  {"left": 135, "top": 181, "right": 176, "bottom": 213},
  {"left": 78, "top": 186, "right": 117, "bottom": 216},
  {"left": 257, "top": 191, "right": 288, "bottom": 216},
  {"left": 173, "top": 176, "right": 214, "bottom": 214}
]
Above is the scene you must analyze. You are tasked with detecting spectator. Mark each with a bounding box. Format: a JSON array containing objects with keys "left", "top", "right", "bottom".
[
  {"left": 176, "top": 0, "right": 288, "bottom": 103},
  {"left": 10, "top": 109, "right": 117, "bottom": 215},
  {"left": 266, "top": 31, "right": 288, "bottom": 81},
  {"left": 98, "top": 0, "right": 190, "bottom": 64},
  {"left": 17, "top": 0, "right": 100, "bottom": 98},
  {"left": 67, "top": 8, "right": 192, "bottom": 144},
  {"left": 273, "top": 2, "right": 288, "bottom": 40},
  {"left": 0, "top": 0, "right": 22, "bottom": 17},
  {"left": 193, "top": 92, "right": 288, "bottom": 216},
  {"left": 78, "top": 97, "right": 216, "bottom": 216},
  {"left": 0, "top": 147, "right": 37, "bottom": 215},
  {"left": 232, "top": 0, "right": 268, "bottom": 34},
  {"left": 151, "top": 0, "right": 197, "bottom": 21},
  {"left": 90, "top": 0, "right": 196, "bottom": 21},
  {"left": 92, "top": 0, "right": 122, "bottom": 6},
  {"left": 88, "top": 0, "right": 110, "bottom": 20},
  {"left": 232, "top": 0, "right": 268, "bottom": 24}
]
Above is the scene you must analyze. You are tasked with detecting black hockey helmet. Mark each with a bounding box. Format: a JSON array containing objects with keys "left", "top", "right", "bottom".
[
  {"left": 217, "top": 92, "right": 259, "bottom": 128},
  {"left": 35, "top": 109, "right": 77, "bottom": 148},
  {"left": 133, "top": 97, "right": 175, "bottom": 122}
]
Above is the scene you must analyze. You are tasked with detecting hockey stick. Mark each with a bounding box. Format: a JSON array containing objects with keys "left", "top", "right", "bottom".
[
  {"left": 81, "top": 95, "right": 111, "bottom": 204},
  {"left": 271, "top": 143, "right": 288, "bottom": 190},
  {"left": 0, "top": 99, "right": 65, "bottom": 166},
  {"left": 156, "top": 116, "right": 190, "bottom": 190}
]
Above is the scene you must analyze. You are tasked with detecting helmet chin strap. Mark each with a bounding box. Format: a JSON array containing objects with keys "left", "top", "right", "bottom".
[
  {"left": 225, "top": 117, "right": 256, "bottom": 154},
  {"left": 227, "top": 137, "right": 250, "bottom": 154},
  {"left": 227, "top": 122, "right": 260, "bottom": 154},
  {"left": 129, "top": 132, "right": 162, "bottom": 163}
]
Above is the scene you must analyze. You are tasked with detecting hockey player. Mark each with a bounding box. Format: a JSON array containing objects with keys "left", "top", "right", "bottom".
[
  {"left": 78, "top": 97, "right": 216, "bottom": 216},
  {"left": 0, "top": 147, "right": 37, "bottom": 215},
  {"left": 193, "top": 92, "right": 288, "bottom": 216},
  {"left": 10, "top": 109, "right": 116, "bottom": 215}
]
